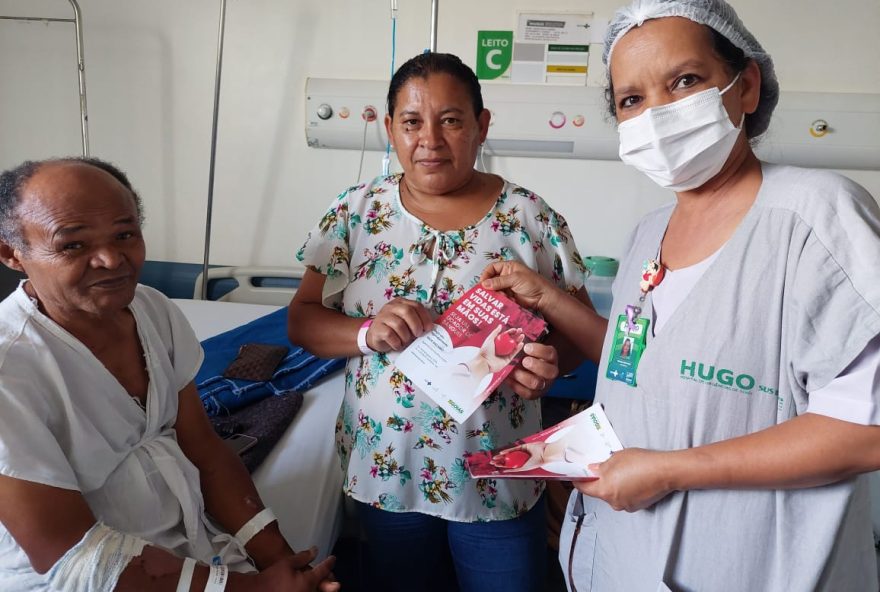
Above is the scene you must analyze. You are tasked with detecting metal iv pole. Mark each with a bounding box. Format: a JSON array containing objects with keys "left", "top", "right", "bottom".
[
  {"left": 200, "top": 0, "right": 228, "bottom": 299},
  {"left": 429, "top": 0, "right": 438, "bottom": 52},
  {"left": 0, "top": 0, "right": 90, "bottom": 156}
]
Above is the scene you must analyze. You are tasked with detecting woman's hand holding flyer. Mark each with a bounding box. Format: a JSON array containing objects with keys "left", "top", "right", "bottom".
[{"left": 393, "top": 286, "right": 547, "bottom": 423}]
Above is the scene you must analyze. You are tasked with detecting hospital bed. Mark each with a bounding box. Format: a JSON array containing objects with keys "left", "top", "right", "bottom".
[{"left": 172, "top": 266, "right": 345, "bottom": 561}]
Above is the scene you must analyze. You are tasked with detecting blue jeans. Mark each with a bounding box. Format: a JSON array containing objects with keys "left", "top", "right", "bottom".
[{"left": 355, "top": 495, "right": 547, "bottom": 592}]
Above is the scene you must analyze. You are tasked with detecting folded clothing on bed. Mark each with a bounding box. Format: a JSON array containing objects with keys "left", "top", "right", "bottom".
[{"left": 196, "top": 307, "right": 345, "bottom": 417}]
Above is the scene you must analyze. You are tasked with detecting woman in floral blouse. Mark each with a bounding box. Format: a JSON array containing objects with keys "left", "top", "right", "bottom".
[{"left": 289, "top": 53, "right": 597, "bottom": 592}]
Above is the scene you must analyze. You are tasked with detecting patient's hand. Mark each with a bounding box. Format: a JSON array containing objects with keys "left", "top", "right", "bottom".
[{"left": 255, "top": 547, "right": 339, "bottom": 591}]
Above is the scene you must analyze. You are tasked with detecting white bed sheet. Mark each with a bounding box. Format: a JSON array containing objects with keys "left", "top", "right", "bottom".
[{"left": 172, "top": 299, "right": 345, "bottom": 561}]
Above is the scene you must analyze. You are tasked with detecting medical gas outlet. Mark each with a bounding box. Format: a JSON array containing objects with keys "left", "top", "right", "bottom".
[
  {"left": 549, "top": 111, "right": 566, "bottom": 129},
  {"left": 809, "top": 119, "right": 829, "bottom": 138},
  {"left": 362, "top": 106, "right": 378, "bottom": 122},
  {"left": 316, "top": 104, "right": 333, "bottom": 120}
]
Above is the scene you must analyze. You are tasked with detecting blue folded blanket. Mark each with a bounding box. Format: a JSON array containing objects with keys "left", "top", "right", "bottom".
[{"left": 196, "top": 307, "right": 345, "bottom": 417}]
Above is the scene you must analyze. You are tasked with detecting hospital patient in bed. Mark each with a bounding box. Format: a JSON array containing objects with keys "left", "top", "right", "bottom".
[{"left": 0, "top": 158, "right": 338, "bottom": 591}]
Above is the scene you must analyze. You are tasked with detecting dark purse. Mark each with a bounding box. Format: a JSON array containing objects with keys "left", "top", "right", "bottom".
[{"left": 222, "top": 343, "right": 288, "bottom": 382}]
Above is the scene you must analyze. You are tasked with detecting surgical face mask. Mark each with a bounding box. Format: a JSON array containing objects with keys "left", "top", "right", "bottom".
[{"left": 617, "top": 74, "right": 743, "bottom": 192}]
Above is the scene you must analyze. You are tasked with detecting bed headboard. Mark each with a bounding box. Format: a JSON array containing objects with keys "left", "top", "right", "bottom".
[
  {"left": 0, "top": 267, "right": 25, "bottom": 301},
  {"left": 193, "top": 266, "right": 304, "bottom": 306}
]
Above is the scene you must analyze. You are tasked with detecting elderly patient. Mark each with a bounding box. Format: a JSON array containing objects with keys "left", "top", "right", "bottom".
[{"left": 0, "top": 158, "right": 337, "bottom": 592}]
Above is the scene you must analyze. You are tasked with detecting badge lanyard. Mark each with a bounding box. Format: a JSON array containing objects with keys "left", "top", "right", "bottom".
[{"left": 605, "top": 254, "right": 665, "bottom": 387}]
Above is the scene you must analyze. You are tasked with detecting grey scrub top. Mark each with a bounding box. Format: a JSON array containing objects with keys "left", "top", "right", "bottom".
[{"left": 561, "top": 163, "right": 880, "bottom": 592}]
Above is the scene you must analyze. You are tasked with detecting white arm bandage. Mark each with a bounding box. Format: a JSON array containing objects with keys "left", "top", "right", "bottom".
[
  {"left": 46, "top": 522, "right": 148, "bottom": 592},
  {"left": 234, "top": 507, "right": 277, "bottom": 547}
]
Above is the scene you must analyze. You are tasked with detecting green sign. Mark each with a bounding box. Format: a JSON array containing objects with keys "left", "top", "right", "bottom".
[{"left": 476, "top": 31, "right": 513, "bottom": 80}]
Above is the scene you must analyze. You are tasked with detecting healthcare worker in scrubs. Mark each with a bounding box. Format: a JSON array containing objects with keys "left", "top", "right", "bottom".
[{"left": 480, "top": 0, "right": 880, "bottom": 590}]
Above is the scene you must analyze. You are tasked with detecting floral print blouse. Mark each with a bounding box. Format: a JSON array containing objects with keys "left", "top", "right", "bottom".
[{"left": 297, "top": 173, "right": 586, "bottom": 522}]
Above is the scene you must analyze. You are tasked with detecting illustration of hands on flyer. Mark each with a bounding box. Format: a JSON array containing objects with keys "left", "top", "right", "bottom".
[
  {"left": 394, "top": 286, "right": 547, "bottom": 423},
  {"left": 467, "top": 404, "right": 623, "bottom": 480}
]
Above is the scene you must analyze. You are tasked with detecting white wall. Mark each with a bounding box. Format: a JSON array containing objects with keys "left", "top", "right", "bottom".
[{"left": 1, "top": 0, "right": 878, "bottom": 265}]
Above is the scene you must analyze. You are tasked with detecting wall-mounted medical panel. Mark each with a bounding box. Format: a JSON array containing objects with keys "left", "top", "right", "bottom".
[
  {"left": 756, "top": 92, "right": 880, "bottom": 170},
  {"left": 304, "top": 77, "right": 617, "bottom": 158},
  {"left": 305, "top": 78, "right": 880, "bottom": 170},
  {"left": 305, "top": 78, "right": 390, "bottom": 151},
  {"left": 480, "top": 83, "right": 618, "bottom": 160}
]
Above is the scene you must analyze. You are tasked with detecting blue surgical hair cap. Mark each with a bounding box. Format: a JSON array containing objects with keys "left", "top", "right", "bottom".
[{"left": 603, "top": 0, "right": 779, "bottom": 138}]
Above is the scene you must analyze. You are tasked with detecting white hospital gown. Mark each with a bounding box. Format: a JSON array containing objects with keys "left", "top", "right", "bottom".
[
  {"left": 297, "top": 173, "right": 586, "bottom": 522},
  {"left": 0, "top": 284, "right": 252, "bottom": 590}
]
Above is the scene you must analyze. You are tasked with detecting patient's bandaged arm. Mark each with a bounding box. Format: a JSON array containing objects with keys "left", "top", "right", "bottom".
[{"left": 46, "top": 522, "right": 149, "bottom": 592}]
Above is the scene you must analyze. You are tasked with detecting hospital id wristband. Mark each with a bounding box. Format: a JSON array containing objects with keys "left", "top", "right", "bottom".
[
  {"left": 205, "top": 564, "right": 228, "bottom": 592},
  {"left": 176, "top": 557, "right": 197, "bottom": 592},
  {"left": 234, "top": 507, "right": 277, "bottom": 547},
  {"left": 357, "top": 319, "right": 376, "bottom": 355}
]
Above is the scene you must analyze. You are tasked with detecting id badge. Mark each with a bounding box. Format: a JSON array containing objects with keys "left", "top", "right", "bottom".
[{"left": 606, "top": 314, "right": 649, "bottom": 386}]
